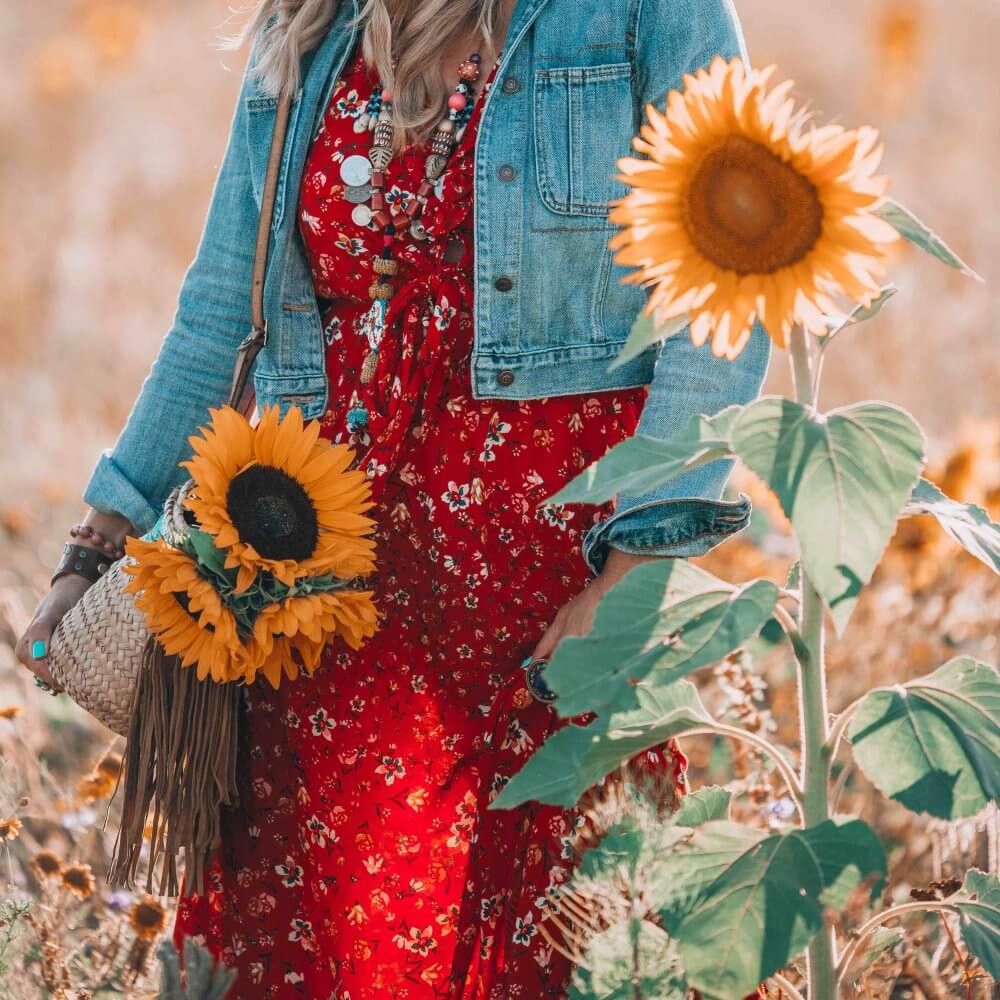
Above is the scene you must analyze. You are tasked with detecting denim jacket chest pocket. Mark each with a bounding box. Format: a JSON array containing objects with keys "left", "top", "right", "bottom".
[
  {"left": 244, "top": 95, "right": 303, "bottom": 228},
  {"left": 532, "top": 62, "right": 637, "bottom": 219}
]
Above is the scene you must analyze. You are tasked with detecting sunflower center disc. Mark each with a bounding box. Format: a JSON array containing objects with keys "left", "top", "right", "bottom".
[
  {"left": 685, "top": 134, "right": 823, "bottom": 275},
  {"left": 226, "top": 465, "right": 320, "bottom": 562}
]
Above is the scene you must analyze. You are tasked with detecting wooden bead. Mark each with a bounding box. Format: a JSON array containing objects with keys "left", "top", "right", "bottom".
[
  {"left": 371, "top": 192, "right": 386, "bottom": 210},
  {"left": 373, "top": 258, "right": 398, "bottom": 276},
  {"left": 372, "top": 209, "right": 393, "bottom": 228},
  {"left": 369, "top": 282, "right": 393, "bottom": 301}
]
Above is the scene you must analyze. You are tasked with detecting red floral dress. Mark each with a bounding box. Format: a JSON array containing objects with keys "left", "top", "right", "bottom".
[{"left": 175, "top": 46, "right": 687, "bottom": 999}]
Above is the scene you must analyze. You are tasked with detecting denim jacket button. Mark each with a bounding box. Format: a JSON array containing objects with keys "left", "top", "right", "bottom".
[
  {"left": 497, "top": 164, "right": 517, "bottom": 182},
  {"left": 494, "top": 276, "right": 514, "bottom": 292},
  {"left": 497, "top": 370, "right": 516, "bottom": 387},
  {"left": 501, "top": 76, "right": 521, "bottom": 95}
]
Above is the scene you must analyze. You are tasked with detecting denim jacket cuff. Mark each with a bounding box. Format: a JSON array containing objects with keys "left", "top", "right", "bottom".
[
  {"left": 82, "top": 450, "right": 163, "bottom": 537},
  {"left": 581, "top": 493, "right": 753, "bottom": 576}
]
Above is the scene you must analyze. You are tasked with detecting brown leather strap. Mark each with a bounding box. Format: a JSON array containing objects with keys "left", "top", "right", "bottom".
[{"left": 227, "top": 92, "right": 295, "bottom": 414}]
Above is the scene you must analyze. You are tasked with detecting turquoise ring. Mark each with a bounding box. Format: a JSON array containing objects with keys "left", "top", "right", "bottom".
[{"left": 522, "top": 657, "right": 557, "bottom": 704}]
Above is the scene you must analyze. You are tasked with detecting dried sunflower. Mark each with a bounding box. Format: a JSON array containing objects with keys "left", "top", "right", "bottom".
[
  {"left": 236, "top": 589, "right": 378, "bottom": 689},
  {"left": 0, "top": 817, "right": 22, "bottom": 842},
  {"left": 61, "top": 863, "right": 96, "bottom": 899},
  {"left": 78, "top": 772, "right": 116, "bottom": 802},
  {"left": 182, "top": 405, "right": 377, "bottom": 593},
  {"left": 31, "top": 849, "right": 63, "bottom": 879},
  {"left": 123, "top": 538, "right": 244, "bottom": 683},
  {"left": 610, "top": 55, "right": 898, "bottom": 359},
  {"left": 129, "top": 895, "right": 168, "bottom": 941}
]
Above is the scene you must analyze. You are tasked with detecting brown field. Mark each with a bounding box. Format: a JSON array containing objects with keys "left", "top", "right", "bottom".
[{"left": 0, "top": 1, "right": 997, "bottom": 996}]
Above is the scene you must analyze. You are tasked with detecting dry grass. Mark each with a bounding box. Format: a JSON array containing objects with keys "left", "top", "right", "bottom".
[{"left": 0, "top": 1, "right": 997, "bottom": 997}]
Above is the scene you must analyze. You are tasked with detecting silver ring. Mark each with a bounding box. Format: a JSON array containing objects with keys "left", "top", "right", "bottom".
[{"left": 33, "top": 676, "right": 57, "bottom": 696}]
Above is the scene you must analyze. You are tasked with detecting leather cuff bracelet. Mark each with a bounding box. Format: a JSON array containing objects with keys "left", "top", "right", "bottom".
[{"left": 51, "top": 543, "right": 120, "bottom": 587}]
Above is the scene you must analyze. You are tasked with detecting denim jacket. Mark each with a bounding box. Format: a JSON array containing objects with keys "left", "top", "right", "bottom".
[{"left": 83, "top": 0, "right": 770, "bottom": 574}]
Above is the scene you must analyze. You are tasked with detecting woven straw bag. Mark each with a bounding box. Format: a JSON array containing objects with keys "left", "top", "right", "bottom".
[
  {"left": 39, "top": 94, "right": 294, "bottom": 894},
  {"left": 48, "top": 484, "right": 194, "bottom": 736}
]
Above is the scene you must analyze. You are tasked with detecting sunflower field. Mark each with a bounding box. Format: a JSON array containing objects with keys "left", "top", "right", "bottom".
[{"left": 1, "top": 1, "right": 998, "bottom": 999}]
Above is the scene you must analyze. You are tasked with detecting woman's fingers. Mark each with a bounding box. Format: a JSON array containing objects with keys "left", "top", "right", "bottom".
[
  {"left": 15, "top": 577, "right": 90, "bottom": 692},
  {"left": 531, "top": 604, "right": 568, "bottom": 661}
]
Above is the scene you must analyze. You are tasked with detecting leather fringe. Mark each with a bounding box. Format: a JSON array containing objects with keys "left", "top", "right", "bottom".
[{"left": 108, "top": 635, "right": 242, "bottom": 896}]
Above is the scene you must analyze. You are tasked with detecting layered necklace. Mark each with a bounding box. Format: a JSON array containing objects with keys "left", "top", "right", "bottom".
[{"left": 336, "top": 53, "right": 489, "bottom": 412}]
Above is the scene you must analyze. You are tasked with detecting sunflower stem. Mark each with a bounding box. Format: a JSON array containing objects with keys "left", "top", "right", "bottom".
[{"left": 788, "top": 326, "right": 838, "bottom": 999}]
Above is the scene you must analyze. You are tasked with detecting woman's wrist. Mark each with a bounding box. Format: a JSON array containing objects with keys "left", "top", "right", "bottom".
[
  {"left": 51, "top": 509, "right": 134, "bottom": 588},
  {"left": 72, "top": 509, "right": 134, "bottom": 549}
]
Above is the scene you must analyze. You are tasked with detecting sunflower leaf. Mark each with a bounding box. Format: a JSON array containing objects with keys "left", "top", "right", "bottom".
[
  {"left": 876, "top": 199, "right": 984, "bottom": 282},
  {"left": 490, "top": 678, "right": 715, "bottom": 810},
  {"left": 570, "top": 920, "right": 688, "bottom": 1000},
  {"left": 609, "top": 311, "right": 691, "bottom": 372},
  {"left": 957, "top": 869, "right": 1000, "bottom": 980},
  {"left": 542, "top": 559, "right": 777, "bottom": 717},
  {"left": 547, "top": 407, "right": 739, "bottom": 506},
  {"left": 821, "top": 285, "right": 898, "bottom": 348},
  {"left": 848, "top": 656, "right": 1000, "bottom": 820},
  {"left": 731, "top": 397, "right": 925, "bottom": 632},
  {"left": 673, "top": 786, "right": 732, "bottom": 826},
  {"left": 666, "top": 819, "right": 887, "bottom": 1000},
  {"left": 184, "top": 528, "right": 231, "bottom": 578},
  {"left": 902, "top": 478, "right": 1000, "bottom": 575}
]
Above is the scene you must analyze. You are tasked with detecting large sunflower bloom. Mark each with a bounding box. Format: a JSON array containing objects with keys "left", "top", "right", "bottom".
[
  {"left": 609, "top": 55, "right": 899, "bottom": 359},
  {"left": 123, "top": 537, "right": 243, "bottom": 683},
  {"left": 182, "top": 405, "right": 377, "bottom": 592},
  {"left": 235, "top": 589, "right": 378, "bottom": 689}
]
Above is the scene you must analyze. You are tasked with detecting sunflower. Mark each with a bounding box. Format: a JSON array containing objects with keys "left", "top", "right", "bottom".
[
  {"left": 61, "top": 863, "right": 96, "bottom": 899},
  {"left": 236, "top": 589, "right": 379, "bottom": 689},
  {"left": 123, "top": 538, "right": 243, "bottom": 683},
  {"left": 78, "top": 772, "right": 116, "bottom": 802},
  {"left": 129, "top": 895, "right": 168, "bottom": 942},
  {"left": 609, "top": 55, "right": 898, "bottom": 359},
  {"left": 31, "top": 849, "right": 64, "bottom": 879},
  {"left": 182, "top": 405, "right": 377, "bottom": 593},
  {"left": 0, "top": 817, "right": 22, "bottom": 842}
]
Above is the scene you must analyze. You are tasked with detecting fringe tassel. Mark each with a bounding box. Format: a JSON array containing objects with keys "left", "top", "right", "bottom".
[{"left": 108, "top": 635, "right": 242, "bottom": 896}]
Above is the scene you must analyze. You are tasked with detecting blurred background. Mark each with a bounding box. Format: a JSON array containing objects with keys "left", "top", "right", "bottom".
[{"left": 0, "top": 1, "right": 997, "bottom": 996}]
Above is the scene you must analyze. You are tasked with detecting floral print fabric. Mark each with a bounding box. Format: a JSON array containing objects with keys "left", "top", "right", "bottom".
[{"left": 175, "top": 45, "right": 686, "bottom": 998}]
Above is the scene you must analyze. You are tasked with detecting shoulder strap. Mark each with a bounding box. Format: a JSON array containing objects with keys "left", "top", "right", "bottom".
[{"left": 227, "top": 92, "right": 295, "bottom": 414}]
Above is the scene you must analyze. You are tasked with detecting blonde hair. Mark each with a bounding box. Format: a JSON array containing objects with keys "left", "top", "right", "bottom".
[{"left": 229, "top": 0, "right": 506, "bottom": 148}]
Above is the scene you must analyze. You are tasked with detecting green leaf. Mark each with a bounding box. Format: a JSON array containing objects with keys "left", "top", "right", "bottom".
[
  {"left": 668, "top": 819, "right": 887, "bottom": 1000},
  {"left": 903, "top": 478, "right": 1000, "bottom": 574},
  {"left": 840, "top": 925, "right": 903, "bottom": 987},
  {"left": 490, "top": 679, "right": 714, "bottom": 810},
  {"left": 876, "top": 198, "right": 983, "bottom": 282},
  {"left": 957, "top": 869, "right": 1000, "bottom": 980},
  {"left": 608, "top": 311, "right": 690, "bottom": 372},
  {"left": 731, "top": 398, "right": 925, "bottom": 632},
  {"left": 184, "top": 527, "right": 231, "bottom": 578},
  {"left": 548, "top": 407, "right": 739, "bottom": 506},
  {"left": 822, "top": 286, "right": 898, "bottom": 347},
  {"left": 651, "top": 822, "right": 766, "bottom": 918},
  {"left": 570, "top": 920, "right": 688, "bottom": 1000},
  {"left": 544, "top": 559, "right": 778, "bottom": 717},
  {"left": 673, "top": 786, "right": 732, "bottom": 827},
  {"left": 849, "top": 657, "right": 1000, "bottom": 820}
]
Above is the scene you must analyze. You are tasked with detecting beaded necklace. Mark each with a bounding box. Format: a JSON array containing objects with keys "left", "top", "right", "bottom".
[{"left": 335, "top": 53, "right": 488, "bottom": 399}]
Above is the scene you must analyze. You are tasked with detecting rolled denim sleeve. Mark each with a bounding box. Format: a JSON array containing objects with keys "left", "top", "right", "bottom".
[
  {"left": 581, "top": 0, "right": 771, "bottom": 575},
  {"left": 82, "top": 46, "right": 262, "bottom": 535}
]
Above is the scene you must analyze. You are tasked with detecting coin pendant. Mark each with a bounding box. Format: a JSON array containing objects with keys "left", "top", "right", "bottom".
[
  {"left": 343, "top": 183, "right": 373, "bottom": 204},
  {"left": 340, "top": 154, "right": 373, "bottom": 187},
  {"left": 351, "top": 204, "right": 373, "bottom": 227}
]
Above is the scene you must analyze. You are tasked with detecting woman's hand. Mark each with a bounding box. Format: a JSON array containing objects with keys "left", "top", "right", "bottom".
[
  {"left": 14, "top": 575, "right": 94, "bottom": 691},
  {"left": 15, "top": 508, "right": 133, "bottom": 692},
  {"left": 530, "top": 549, "right": 667, "bottom": 662}
]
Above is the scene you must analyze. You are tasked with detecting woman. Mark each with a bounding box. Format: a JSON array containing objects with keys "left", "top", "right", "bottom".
[{"left": 18, "top": 0, "right": 770, "bottom": 995}]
